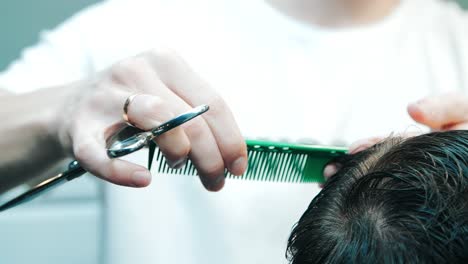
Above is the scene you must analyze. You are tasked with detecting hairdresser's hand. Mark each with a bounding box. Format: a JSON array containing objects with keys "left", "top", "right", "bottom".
[
  {"left": 322, "top": 92, "right": 468, "bottom": 182},
  {"left": 57, "top": 49, "right": 247, "bottom": 190},
  {"left": 322, "top": 136, "right": 384, "bottom": 182},
  {"left": 408, "top": 92, "right": 468, "bottom": 130},
  {"left": 322, "top": 135, "right": 410, "bottom": 182}
]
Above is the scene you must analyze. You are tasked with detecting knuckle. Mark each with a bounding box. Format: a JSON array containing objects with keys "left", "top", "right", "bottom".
[
  {"left": 106, "top": 164, "right": 120, "bottom": 181},
  {"left": 184, "top": 120, "right": 207, "bottom": 140},
  {"left": 141, "top": 95, "right": 164, "bottom": 113},
  {"left": 133, "top": 97, "right": 169, "bottom": 127},
  {"left": 204, "top": 94, "right": 228, "bottom": 118},
  {"left": 73, "top": 142, "right": 93, "bottom": 163},
  {"left": 151, "top": 47, "right": 179, "bottom": 62},
  {"left": 148, "top": 48, "right": 181, "bottom": 72},
  {"left": 110, "top": 57, "right": 151, "bottom": 85},
  {"left": 86, "top": 89, "right": 112, "bottom": 109}
]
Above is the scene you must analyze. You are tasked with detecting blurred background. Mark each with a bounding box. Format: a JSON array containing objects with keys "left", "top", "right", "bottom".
[
  {"left": 0, "top": 0, "right": 100, "bottom": 71},
  {"left": 1, "top": 0, "right": 468, "bottom": 71},
  {"left": 0, "top": 173, "right": 103, "bottom": 264},
  {"left": 0, "top": 0, "right": 467, "bottom": 263},
  {"left": 0, "top": 4, "right": 103, "bottom": 264},
  {"left": 0, "top": 0, "right": 104, "bottom": 264}
]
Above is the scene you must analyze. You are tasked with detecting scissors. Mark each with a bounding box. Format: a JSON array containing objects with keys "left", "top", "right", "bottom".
[{"left": 0, "top": 105, "right": 209, "bottom": 212}]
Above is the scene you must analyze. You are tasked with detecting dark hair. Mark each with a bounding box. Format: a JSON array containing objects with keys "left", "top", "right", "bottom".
[{"left": 287, "top": 130, "right": 468, "bottom": 264}]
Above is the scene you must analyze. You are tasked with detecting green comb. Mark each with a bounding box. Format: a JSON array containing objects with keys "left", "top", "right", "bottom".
[{"left": 148, "top": 140, "right": 347, "bottom": 183}]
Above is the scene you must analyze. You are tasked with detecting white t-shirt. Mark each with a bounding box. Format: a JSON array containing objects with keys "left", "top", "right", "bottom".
[{"left": 1, "top": 0, "right": 468, "bottom": 263}]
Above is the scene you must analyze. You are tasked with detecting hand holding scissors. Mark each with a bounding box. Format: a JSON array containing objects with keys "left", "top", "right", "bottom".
[
  {"left": 55, "top": 50, "right": 247, "bottom": 190},
  {"left": 0, "top": 50, "right": 249, "bottom": 211},
  {"left": 0, "top": 105, "right": 211, "bottom": 212}
]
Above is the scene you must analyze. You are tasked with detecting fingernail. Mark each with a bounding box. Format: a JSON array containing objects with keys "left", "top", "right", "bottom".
[
  {"left": 229, "top": 157, "right": 247, "bottom": 176},
  {"left": 349, "top": 146, "right": 368, "bottom": 155},
  {"left": 174, "top": 158, "right": 187, "bottom": 169},
  {"left": 206, "top": 174, "right": 225, "bottom": 192},
  {"left": 348, "top": 140, "right": 365, "bottom": 154},
  {"left": 167, "top": 158, "right": 187, "bottom": 169},
  {"left": 132, "top": 171, "right": 151, "bottom": 187},
  {"left": 349, "top": 139, "right": 375, "bottom": 154}
]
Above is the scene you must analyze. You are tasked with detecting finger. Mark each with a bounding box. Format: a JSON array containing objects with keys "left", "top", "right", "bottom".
[
  {"left": 125, "top": 94, "right": 191, "bottom": 166},
  {"left": 407, "top": 92, "right": 468, "bottom": 130},
  {"left": 320, "top": 163, "right": 342, "bottom": 188},
  {"left": 440, "top": 123, "right": 468, "bottom": 130},
  {"left": 72, "top": 127, "right": 151, "bottom": 187},
  {"left": 348, "top": 136, "right": 384, "bottom": 154},
  {"left": 148, "top": 50, "right": 248, "bottom": 176},
  {"left": 183, "top": 116, "right": 227, "bottom": 191},
  {"left": 321, "top": 136, "right": 384, "bottom": 188},
  {"left": 118, "top": 63, "right": 227, "bottom": 191},
  {"left": 323, "top": 163, "right": 340, "bottom": 179}
]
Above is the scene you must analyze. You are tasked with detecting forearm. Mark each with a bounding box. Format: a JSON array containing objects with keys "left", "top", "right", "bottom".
[{"left": 0, "top": 85, "right": 71, "bottom": 193}]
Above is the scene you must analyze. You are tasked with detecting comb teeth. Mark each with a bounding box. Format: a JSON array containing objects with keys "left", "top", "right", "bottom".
[
  {"left": 153, "top": 150, "right": 312, "bottom": 183},
  {"left": 151, "top": 141, "right": 347, "bottom": 183}
]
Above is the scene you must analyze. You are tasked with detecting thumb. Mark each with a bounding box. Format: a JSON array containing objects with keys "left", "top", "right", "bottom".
[
  {"left": 73, "top": 127, "right": 152, "bottom": 188},
  {"left": 407, "top": 92, "right": 468, "bottom": 130}
]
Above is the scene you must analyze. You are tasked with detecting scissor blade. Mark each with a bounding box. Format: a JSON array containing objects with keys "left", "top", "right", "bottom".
[
  {"left": 0, "top": 162, "right": 85, "bottom": 212},
  {"left": 151, "top": 105, "right": 209, "bottom": 137},
  {"left": 147, "top": 105, "right": 208, "bottom": 169}
]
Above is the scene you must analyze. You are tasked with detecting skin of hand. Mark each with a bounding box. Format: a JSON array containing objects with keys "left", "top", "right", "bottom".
[
  {"left": 0, "top": 49, "right": 248, "bottom": 192},
  {"left": 407, "top": 92, "right": 468, "bottom": 130},
  {"left": 323, "top": 92, "right": 468, "bottom": 181}
]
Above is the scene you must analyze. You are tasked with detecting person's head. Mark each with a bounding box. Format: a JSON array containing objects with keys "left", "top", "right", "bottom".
[{"left": 287, "top": 130, "right": 468, "bottom": 264}]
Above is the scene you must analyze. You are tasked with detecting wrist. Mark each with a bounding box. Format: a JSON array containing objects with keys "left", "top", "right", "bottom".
[{"left": 44, "top": 83, "right": 77, "bottom": 158}]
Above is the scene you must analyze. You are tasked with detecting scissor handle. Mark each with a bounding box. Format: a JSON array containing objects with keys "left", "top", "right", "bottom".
[
  {"left": 0, "top": 105, "right": 210, "bottom": 212},
  {"left": 107, "top": 104, "right": 209, "bottom": 158}
]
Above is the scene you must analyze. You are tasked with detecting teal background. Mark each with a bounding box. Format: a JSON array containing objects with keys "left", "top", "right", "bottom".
[
  {"left": 460, "top": 0, "right": 468, "bottom": 8},
  {"left": 0, "top": 0, "right": 467, "bottom": 71},
  {"left": 0, "top": 0, "right": 100, "bottom": 71}
]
